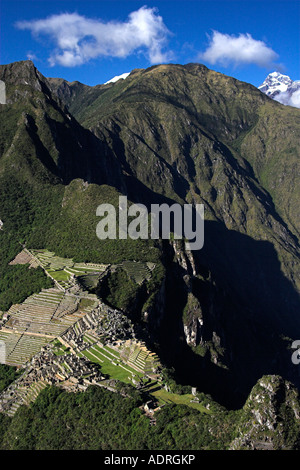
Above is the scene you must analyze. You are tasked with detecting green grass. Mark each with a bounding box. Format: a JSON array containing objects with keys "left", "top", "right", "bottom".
[
  {"left": 91, "top": 344, "right": 115, "bottom": 361},
  {"left": 78, "top": 298, "right": 96, "bottom": 310},
  {"left": 80, "top": 342, "right": 145, "bottom": 383},
  {"left": 151, "top": 388, "right": 210, "bottom": 413},
  {"left": 81, "top": 349, "right": 139, "bottom": 384},
  {"left": 52, "top": 340, "right": 71, "bottom": 356},
  {"left": 102, "top": 345, "right": 121, "bottom": 358},
  {"left": 47, "top": 269, "right": 71, "bottom": 282}
]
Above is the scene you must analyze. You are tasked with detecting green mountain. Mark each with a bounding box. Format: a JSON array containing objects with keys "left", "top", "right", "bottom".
[
  {"left": 49, "top": 62, "right": 300, "bottom": 405},
  {"left": 0, "top": 60, "right": 300, "bottom": 448}
]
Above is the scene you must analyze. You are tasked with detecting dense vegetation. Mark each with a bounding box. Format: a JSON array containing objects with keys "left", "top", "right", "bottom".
[
  {"left": 0, "top": 264, "right": 53, "bottom": 311},
  {"left": 0, "top": 231, "right": 53, "bottom": 311},
  {"left": 0, "top": 385, "right": 238, "bottom": 450},
  {"left": 0, "top": 364, "right": 21, "bottom": 393},
  {"left": 1, "top": 380, "right": 298, "bottom": 450},
  {"left": 95, "top": 262, "right": 165, "bottom": 322}
]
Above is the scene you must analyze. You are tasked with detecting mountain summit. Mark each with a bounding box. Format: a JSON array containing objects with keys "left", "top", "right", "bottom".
[
  {"left": 259, "top": 71, "right": 300, "bottom": 108},
  {"left": 104, "top": 72, "right": 130, "bottom": 84},
  {"left": 258, "top": 71, "right": 293, "bottom": 97}
]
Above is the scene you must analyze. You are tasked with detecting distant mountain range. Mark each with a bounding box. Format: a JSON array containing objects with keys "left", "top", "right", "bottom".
[
  {"left": 259, "top": 71, "right": 300, "bottom": 108},
  {"left": 104, "top": 69, "right": 300, "bottom": 109}
]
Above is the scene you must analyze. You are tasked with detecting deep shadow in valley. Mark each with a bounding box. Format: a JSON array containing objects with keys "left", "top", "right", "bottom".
[{"left": 152, "top": 221, "right": 300, "bottom": 410}]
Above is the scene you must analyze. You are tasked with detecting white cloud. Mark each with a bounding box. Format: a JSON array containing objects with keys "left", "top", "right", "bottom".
[
  {"left": 199, "top": 31, "right": 279, "bottom": 68},
  {"left": 15, "top": 7, "right": 172, "bottom": 67},
  {"left": 274, "top": 88, "right": 300, "bottom": 109},
  {"left": 26, "top": 52, "right": 38, "bottom": 62}
]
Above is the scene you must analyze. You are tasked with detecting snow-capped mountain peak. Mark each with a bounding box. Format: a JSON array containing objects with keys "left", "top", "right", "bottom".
[
  {"left": 104, "top": 72, "right": 130, "bottom": 85},
  {"left": 258, "top": 72, "right": 293, "bottom": 97},
  {"left": 258, "top": 72, "right": 300, "bottom": 108}
]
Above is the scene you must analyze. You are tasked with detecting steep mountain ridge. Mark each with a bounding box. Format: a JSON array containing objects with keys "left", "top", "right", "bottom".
[
  {"left": 1, "top": 60, "right": 300, "bottom": 409},
  {"left": 0, "top": 60, "right": 102, "bottom": 185}
]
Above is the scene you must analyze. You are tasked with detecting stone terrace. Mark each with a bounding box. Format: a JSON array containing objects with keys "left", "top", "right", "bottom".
[{"left": 0, "top": 288, "right": 98, "bottom": 366}]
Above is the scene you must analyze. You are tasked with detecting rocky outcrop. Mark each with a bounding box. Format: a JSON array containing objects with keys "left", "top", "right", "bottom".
[
  {"left": 183, "top": 293, "right": 203, "bottom": 347},
  {"left": 230, "top": 375, "right": 300, "bottom": 450}
]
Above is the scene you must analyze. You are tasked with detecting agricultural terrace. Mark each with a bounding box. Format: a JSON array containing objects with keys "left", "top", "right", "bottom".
[
  {"left": 30, "top": 249, "right": 109, "bottom": 289},
  {"left": 121, "top": 261, "right": 155, "bottom": 285},
  {"left": 0, "top": 287, "right": 98, "bottom": 366}
]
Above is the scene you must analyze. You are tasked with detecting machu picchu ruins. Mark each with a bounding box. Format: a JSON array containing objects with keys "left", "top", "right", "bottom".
[{"left": 0, "top": 249, "right": 163, "bottom": 416}]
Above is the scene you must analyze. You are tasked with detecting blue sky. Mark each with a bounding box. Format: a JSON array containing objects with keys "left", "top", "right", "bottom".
[{"left": 1, "top": 0, "right": 299, "bottom": 87}]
